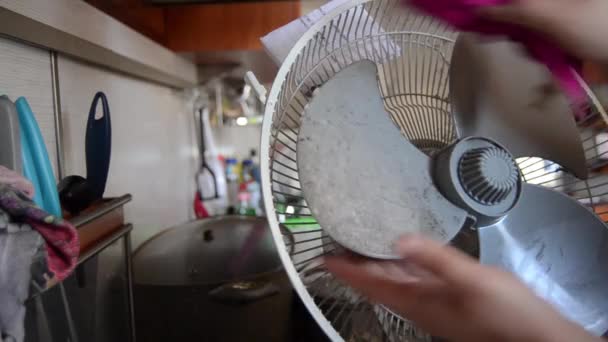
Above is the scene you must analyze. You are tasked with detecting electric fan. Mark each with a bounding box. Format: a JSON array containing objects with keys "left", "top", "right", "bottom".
[{"left": 259, "top": 0, "right": 608, "bottom": 340}]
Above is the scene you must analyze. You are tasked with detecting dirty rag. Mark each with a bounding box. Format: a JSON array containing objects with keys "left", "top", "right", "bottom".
[
  {"left": 0, "top": 208, "right": 42, "bottom": 342},
  {"left": 0, "top": 167, "right": 34, "bottom": 200},
  {"left": 0, "top": 185, "right": 79, "bottom": 342},
  {"left": 406, "top": 0, "right": 586, "bottom": 116},
  {"left": 0, "top": 184, "right": 79, "bottom": 283}
]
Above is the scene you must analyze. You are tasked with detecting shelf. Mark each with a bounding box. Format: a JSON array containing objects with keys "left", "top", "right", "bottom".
[
  {"left": 588, "top": 159, "right": 608, "bottom": 174},
  {"left": 78, "top": 224, "right": 132, "bottom": 266},
  {"left": 68, "top": 194, "right": 132, "bottom": 255},
  {"left": 69, "top": 194, "right": 132, "bottom": 228},
  {"left": 591, "top": 203, "right": 608, "bottom": 222},
  {"left": 28, "top": 195, "right": 133, "bottom": 299},
  {"left": 579, "top": 114, "right": 607, "bottom": 131}
]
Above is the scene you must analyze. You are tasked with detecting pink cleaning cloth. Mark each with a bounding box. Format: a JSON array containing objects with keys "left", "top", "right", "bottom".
[
  {"left": 0, "top": 166, "right": 35, "bottom": 200},
  {"left": 406, "top": 0, "right": 587, "bottom": 118}
]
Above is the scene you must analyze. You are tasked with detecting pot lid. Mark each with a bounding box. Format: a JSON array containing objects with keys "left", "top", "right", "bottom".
[{"left": 133, "top": 216, "right": 283, "bottom": 286}]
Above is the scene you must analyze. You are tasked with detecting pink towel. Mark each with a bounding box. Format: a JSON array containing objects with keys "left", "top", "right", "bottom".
[
  {"left": 406, "top": 0, "right": 586, "bottom": 117},
  {"left": 0, "top": 166, "right": 35, "bottom": 200}
]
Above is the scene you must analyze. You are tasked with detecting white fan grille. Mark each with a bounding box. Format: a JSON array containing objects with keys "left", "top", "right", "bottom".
[{"left": 261, "top": 0, "right": 608, "bottom": 340}]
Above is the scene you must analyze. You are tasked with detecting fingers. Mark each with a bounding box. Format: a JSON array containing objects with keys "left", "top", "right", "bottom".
[
  {"left": 325, "top": 254, "right": 420, "bottom": 286},
  {"left": 325, "top": 234, "right": 481, "bottom": 305},
  {"left": 325, "top": 255, "right": 422, "bottom": 306},
  {"left": 327, "top": 247, "right": 444, "bottom": 282},
  {"left": 325, "top": 235, "right": 480, "bottom": 319},
  {"left": 394, "top": 235, "right": 479, "bottom": 284}
]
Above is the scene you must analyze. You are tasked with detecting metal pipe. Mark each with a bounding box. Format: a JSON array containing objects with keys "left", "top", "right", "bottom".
[
  {"left": 59, "top": 282, "right": 79, "bottom": 342},
  {"left": 50, "top": 51, "right": 64, "bottom": 179},
  {"left": 124, "top": 233, "right": 137, "bottom": 342}
]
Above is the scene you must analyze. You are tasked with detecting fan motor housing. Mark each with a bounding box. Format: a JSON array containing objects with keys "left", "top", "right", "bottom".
[{"left": 433, "top": 137, "right": 522, "bottom": 225}]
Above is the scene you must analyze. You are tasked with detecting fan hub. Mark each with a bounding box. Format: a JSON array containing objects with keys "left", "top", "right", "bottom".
[
  {"left": 459, "top": 146, "right": 519, "bottom": 205},
  {"left": 434, "top": 137, "right": 522, "bottom": 225}
]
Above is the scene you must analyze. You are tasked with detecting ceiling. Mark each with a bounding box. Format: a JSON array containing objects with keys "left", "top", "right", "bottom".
[{"left": 84, "top": 0, "right": 300, "bottom": 83}]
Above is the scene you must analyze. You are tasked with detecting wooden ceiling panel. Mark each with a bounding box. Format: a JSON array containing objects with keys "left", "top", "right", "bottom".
[
  {"left": 164, "top": 2, "right": 300, "bottom": 51},
  {"left": 584, "top": 62, "right": 608, "bottom": 85},
  {"left": 85, "top": 0, "right": 167, "bottom": 44},
  {"left": 85, "top": 0, "right": 301, "bottom": 52}
]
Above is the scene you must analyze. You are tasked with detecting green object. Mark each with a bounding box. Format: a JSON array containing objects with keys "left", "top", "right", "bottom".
[
  {"left": 275, "top": 202, "right": 320, "bottom": 230},
  {"left": 284, "top": 217, "right": 319, "bottom": 231}
]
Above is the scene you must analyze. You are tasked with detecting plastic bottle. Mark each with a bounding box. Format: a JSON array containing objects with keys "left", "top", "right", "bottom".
[
  {"left": 235, "top": 150, "right": 263, "bottom": 215},
  {"left": 249, "top": 149, "right": 261, "bottom": 185},
  {"left": 225, "top": 158, "right": 240, "bottom": 212}
]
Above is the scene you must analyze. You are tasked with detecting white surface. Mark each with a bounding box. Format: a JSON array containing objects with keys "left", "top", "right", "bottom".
[
  {"left": 58, "top": 56, "right": 199, "bottom": 248},
  {"left": 260, "top": 2, "right": 386, "bottom": 340},
  {"left": 0, "top": 37, "right": 57, "bottom": 176},
  {"left": 261, "top": 0, "right": 399, "bottom": 66},
  {"left": 297, "top": 61, "right": 467, "bottom": 258},
  {"left": 0, "top": 0, "right": 197, "bottom": 86},
  {"left": 263, "top": 0, "right": 350, "bottom": 64},
  {"left": 215, "top": 125, "right": 262, "bottom": 159},
  {"left": 198, "top": 108, "right": 228, "bottom": 215}
]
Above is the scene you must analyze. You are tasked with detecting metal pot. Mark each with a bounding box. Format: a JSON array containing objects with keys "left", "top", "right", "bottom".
[{"left": 133, "top": 216, "right": 293, "bottom": 341}]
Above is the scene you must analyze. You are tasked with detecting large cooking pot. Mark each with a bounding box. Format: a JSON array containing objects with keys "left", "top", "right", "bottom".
[{"left": 133, "top": 216, "right": 293, "bottom": 342}]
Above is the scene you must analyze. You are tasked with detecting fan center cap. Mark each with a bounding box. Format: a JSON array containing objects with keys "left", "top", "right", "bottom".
[
  {"left": 433, "top": 137, "right": 522, "bottom": 224},
  {"left": 459, "top": 147, "right": 519, "bottom": 205}
]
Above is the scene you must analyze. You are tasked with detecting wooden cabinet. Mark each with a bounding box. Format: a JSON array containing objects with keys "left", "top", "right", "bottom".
[
  {"left": 85, "top": 0, "right": 301, "bottom": 52},
  {"left": 594, "top": 203, "right": 608, "bottom": 222},
  {"left": 165, "top": 2, "right": 300, "bottom": 51},
  {"left": 584, "top": 61, "right": 608, "bottom": 84},
  {"left": 86, "top": 0, "right": 168, "bottom": 44}
]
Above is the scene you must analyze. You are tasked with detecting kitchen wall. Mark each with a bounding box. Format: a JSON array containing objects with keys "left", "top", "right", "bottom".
[
  {"left": 0, "top": 36, "right": 200, "bottom": 249},
  {"left": 214, "top": 125, "right": 262, "bottom": 159},
  {"left": 0, "top": 38, "right": 57, "bottom": 174},
  {"left": 301, "top": 0, "right": 326, "bottom": 14},
  {"left": 58, "top": 56, "right": 199, "bottom": 248}
]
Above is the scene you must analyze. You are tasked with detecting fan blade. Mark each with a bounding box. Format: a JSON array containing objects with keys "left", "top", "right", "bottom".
[
  {"left": 450, "top": 34, "right": 588, "bottom": 179},
  {"left": 479, "top": 183, "right": 608, "bottom": 334},
  {"left": 297, "top": 60, "right": 468, "bottom": 259}
]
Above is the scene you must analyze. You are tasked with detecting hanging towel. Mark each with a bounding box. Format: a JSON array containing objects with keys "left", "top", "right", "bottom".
[
  {"left": 0, "top": 166, "right": 34, "bottom": 201},
  {"left": 0, "top": 184, "right": 79, "bottom": 285},
  {"left": 0, "top": 184, "right": 79, "bottom": 340},
  {"left": 406, "top": 0, "right": 586, "bottom": 116},
  {"left": 0, "top": 208, "right": 41, "bottom": 342}
]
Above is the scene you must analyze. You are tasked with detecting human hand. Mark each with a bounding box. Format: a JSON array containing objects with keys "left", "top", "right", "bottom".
[
  {"left": 479, "top": 0, "right": 608, "bottom": 63},
  {"left": 325, "top": 235, "right": 603, "bottom": 342}
]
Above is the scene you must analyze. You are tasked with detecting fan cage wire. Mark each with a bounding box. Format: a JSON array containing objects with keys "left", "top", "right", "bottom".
[{"left": 261, "top": 0, "right": 608, "bottom": 340}]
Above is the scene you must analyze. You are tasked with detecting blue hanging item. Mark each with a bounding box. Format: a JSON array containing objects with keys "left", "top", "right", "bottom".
[
  {"left": 84, "top": 91, "right": 112, "bottom": 199},
  {"left": 16, "top": 97, "right": 62, "bottom": 217},
  {"left": 57, "top": 91, "right": 112, "bottom": 215},
  {"left": 21, "top": 134, "right": 44, "bottom": 207}
]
